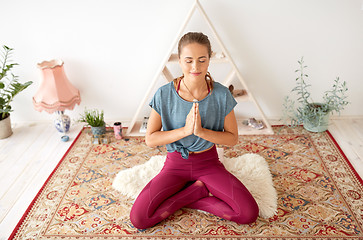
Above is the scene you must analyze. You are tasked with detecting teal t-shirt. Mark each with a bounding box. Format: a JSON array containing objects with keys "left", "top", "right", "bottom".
[{"left": 149, "top": 81, "right": 237, "bottom": 159}]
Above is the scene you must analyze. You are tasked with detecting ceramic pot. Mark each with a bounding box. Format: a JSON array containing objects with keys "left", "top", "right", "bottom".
[
  {"left": 0, "top": 115, "right": 13, "bottom": 139},
  {"left": 91, "top": 125, "right": 106, "bottom": 137}
]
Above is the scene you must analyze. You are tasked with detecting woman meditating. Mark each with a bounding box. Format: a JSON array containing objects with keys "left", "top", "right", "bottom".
[{"left": 130, "top": 32, "right": 259, "bottom": 229}]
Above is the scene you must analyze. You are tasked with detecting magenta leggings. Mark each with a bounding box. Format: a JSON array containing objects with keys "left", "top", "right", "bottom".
[{"left": 130, "top": 146, "right": 259, "bottom": 229}]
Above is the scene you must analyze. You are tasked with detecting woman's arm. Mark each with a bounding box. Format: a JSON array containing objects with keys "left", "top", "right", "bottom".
[
  {"left": 145, "top": 107, "right": 194, "bottom": 147},
  {"left": 194, "top": 103, "right": 238, "bottom": 146},
  {"left": 146, "top": 103, "right": 238, "bottom": 148}
]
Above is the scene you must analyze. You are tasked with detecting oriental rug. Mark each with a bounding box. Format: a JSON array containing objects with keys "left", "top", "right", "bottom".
[{"left": 10, "top": 126, "right": 363, "bottom": 240}]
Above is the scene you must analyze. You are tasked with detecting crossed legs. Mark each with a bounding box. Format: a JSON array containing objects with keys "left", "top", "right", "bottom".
[
  {"left": 187, "top": 167, "right": 259, "bottom": 224},
  {"left": 130, "top": 173, "right": 209, "bottom": 229},
  {"left": 130, "top": 164, "right": 258, "bottom": 229}
]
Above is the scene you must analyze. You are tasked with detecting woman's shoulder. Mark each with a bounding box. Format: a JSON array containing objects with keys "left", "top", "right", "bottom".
[
  {"left": 155, "top": 81, "right": 174, "bottom": 93},
  {"left": 213, "top": 81, "right": 230, "bottom": 94},
  {"left": 152, "top": 82, "right": 174, "bottom": 101}
]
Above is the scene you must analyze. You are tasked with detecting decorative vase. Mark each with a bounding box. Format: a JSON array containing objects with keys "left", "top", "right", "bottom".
[
  {"left": 0, "top": 114, "right": 13, "bottom": 139},
  {"left": 91, "top": 125, "right": 106, "bottom": 137},
  {"left": 54, "top": 111, "right": 70, "bottom": 133}
]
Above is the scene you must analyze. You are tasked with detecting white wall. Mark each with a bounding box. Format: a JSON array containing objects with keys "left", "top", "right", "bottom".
[{"left": 2, "top": 0, "right": 363, "bottom": 124}]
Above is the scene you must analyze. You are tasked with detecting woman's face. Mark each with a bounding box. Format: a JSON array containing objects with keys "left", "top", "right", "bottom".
[{"left": 179, "top": 43, "right": 210, "bottom": 81}]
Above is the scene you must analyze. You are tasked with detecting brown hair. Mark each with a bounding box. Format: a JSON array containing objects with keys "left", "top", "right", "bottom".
[
  {"left": 178, "top": 32, "right": 212, "bottom": 58},
  {"left": 175, "top": 32, "right": 214, "bottom": 89}
]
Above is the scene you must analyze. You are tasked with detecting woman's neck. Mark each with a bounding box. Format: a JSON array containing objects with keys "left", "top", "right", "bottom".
[
  {"left": 181, "top": 76, "right": 209, "bottom": 101},
  {"left": 183, "top": 76, "right": 206, "bottom": 92}
]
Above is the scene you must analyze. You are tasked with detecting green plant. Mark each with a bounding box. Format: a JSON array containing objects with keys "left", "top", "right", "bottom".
[
  {"left": 0, "top": 45, "right": 33, "bottom": 120},
  {"left": 78, "top": 108, "right": 105, "bottom": 127},
  {"left": 283, "top": 57, "right": 349, "bottom": 128}
]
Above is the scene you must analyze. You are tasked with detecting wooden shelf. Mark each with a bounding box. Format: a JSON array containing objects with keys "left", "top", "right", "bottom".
[
  {"left": 237, "top": 120, "right": 274, "bottom": 135},
  {"left": 235, "top": 94, "right": 250, "bottom": 102},
  {"left": 124, "top": 121, "right": 144, "bottom": 137},
  {"left": 232, "top": 89, "right": 249, "bottom": 102}
]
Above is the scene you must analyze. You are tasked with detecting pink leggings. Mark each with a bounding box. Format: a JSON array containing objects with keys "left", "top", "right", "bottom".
[{"left": 130, "top": 146, "right": 259, "bottom": 229}]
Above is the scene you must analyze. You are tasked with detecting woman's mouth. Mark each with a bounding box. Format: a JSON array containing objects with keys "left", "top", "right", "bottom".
[{"left": 190, "top": 72, "right": 201, "bottom": 76}]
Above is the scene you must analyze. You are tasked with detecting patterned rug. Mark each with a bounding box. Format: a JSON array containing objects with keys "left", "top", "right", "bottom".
[{"left": 10, "top": 126, "right": 363, "bottom": 240}]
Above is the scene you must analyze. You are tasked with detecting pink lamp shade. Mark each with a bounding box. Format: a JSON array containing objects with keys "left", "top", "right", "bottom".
[{"left": 33, "top": 59, "right": 81, "bottom": 113}]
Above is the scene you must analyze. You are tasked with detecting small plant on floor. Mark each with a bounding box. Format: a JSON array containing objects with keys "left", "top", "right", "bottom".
[
  {"left": 78, "top": 108, "right": 106, "bottom": 137},
  {"left": 282, "top": 57, "right": 349, "bottom": 132},
  {"left": 0, "top": 45, "right": 33, "bottom": 120},
  {"left": 78, "top": 108, "right": 105, "bottom": 127}
]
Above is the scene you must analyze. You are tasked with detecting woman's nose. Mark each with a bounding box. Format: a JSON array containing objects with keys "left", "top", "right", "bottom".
[{"left": 192, "top": 62, "right": 198, "bottom": 71}]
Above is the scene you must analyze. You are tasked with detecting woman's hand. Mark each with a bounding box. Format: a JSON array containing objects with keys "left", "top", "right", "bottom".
[
  {"left": 184, "top": 103, "right": 195, "bottom": 136},
  {"left": 193, "top": 103, "right": 204, "bottom": 136}
]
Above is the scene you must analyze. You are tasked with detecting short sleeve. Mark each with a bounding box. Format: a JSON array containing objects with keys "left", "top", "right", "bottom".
[
  {"left": 225, "top": 89, "right": 237, "bottom": 116},
  {"left": 149, "top": 88, "right": 162, "bottom": 115}
]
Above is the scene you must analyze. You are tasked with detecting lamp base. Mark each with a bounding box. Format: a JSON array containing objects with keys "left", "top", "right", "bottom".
[{"left": 54, "top": 111, "right": 70, "bottom": 133}]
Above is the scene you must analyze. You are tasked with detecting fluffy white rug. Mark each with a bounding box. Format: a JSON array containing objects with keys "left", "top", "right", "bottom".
[{"left": 113, "top": 149, "right": 277, "bottom": 218}]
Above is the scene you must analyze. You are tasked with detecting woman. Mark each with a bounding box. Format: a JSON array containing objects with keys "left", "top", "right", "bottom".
[{"left": 130, "top": 32, "right": 259, "bottom": 229}]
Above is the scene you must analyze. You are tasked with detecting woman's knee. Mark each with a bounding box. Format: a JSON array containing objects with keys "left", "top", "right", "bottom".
[
  {"left": 244, "top": 206, "right": 259, "bottom": 223},
  {"left": 236, "top": 201, "right": 259, "bottom": 224},
  {"left": 130, "top": 206, "right": 150, "bottom": 229},
  {"left": 130, "top": 212, "right": 144, "bottom": 229}
]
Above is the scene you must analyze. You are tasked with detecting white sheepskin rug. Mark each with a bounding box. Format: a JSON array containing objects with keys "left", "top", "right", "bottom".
[{"left": 113, "top": 149, "right": 277, "bottom": 219}]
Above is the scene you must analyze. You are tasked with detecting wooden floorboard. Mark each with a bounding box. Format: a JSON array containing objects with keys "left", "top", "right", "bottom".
[
  {"left": 0, "top": 124, "right": 53, "bottom": 198},
  {"left": 0, "top": 123, "right": 47, "bottom": 174},
  {"left": 329, "top": 119, "right": 363, "bottom": 178},
  {"left": 0, "top": 119, "right": 362, "bottom": 240}
]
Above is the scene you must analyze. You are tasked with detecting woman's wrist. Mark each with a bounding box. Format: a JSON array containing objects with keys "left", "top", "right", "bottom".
[
  {"left": 194, "top": 127, "right": 205, "bottom": 138},
  {"left": 182, "top": 125, "right": 194, "bottom": 137}
]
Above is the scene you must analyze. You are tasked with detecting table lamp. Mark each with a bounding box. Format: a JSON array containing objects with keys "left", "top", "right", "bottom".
[{"left": 33, "top": 59, "right": 81, "bottom": 141}]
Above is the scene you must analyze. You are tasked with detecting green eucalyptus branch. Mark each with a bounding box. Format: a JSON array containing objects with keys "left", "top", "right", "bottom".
[
  {"left": 282, "top": 57, "right": 350, "bottom": 129},
  {"left": 292, "top": 57, "right": 311, "bottom": 105}
]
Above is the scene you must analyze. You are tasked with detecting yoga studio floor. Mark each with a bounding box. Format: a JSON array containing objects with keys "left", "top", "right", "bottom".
[{"left": 0, "top": 118, "right": 362, "bottom": 239}]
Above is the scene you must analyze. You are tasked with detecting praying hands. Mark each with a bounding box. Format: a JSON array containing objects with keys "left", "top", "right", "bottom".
[{"left": 184, "top": 103, "right": 203, "bottom": 137}]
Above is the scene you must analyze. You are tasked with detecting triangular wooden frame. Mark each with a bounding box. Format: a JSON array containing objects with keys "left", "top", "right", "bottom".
[{"left": 126, "top": 0, "right": 273, "bottom": 135}]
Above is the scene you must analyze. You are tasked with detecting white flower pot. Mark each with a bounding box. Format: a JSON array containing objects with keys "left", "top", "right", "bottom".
[{"left": 0, "top": 115, "right": 13, "bottom": 139}]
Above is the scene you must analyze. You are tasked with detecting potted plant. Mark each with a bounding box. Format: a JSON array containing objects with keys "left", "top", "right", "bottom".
[
  {"left": 78, "top": 108, "right": 106, "bottom": 137},
  {"left": 0, "top": 45, "right": 33, "bottom": 139},
  {"left": 282, "top": 57, "right": 349, "bottom": 132}
]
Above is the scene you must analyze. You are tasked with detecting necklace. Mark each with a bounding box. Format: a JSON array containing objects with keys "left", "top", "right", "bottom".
[{"left": 182, "top": 79, "right": 201, "bottom": 102}]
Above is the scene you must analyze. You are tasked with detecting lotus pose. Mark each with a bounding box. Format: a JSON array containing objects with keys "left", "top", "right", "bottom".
[{"left": 130, "top": 32, "right": 258, "bottom": 229}]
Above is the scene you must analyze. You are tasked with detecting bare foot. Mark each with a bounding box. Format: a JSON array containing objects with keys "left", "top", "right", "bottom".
[
  {"left": 223, "top": 214, "right": 232, "bottom": 220},
  {"left": 160, "top": 211, "right": 169, "bottom": 218},
  {"left": 194, "top": 180, "right": 204, "bottom": 187}
]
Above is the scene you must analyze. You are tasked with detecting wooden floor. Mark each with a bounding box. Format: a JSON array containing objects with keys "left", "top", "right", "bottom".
[{"left": 0, "top": 119, "right": 362, "bottom": 239}]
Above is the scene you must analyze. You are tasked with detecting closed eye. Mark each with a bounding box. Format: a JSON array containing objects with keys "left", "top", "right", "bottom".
[{"left": 184, "top": 56, "right": 208, "bottom": 64}]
